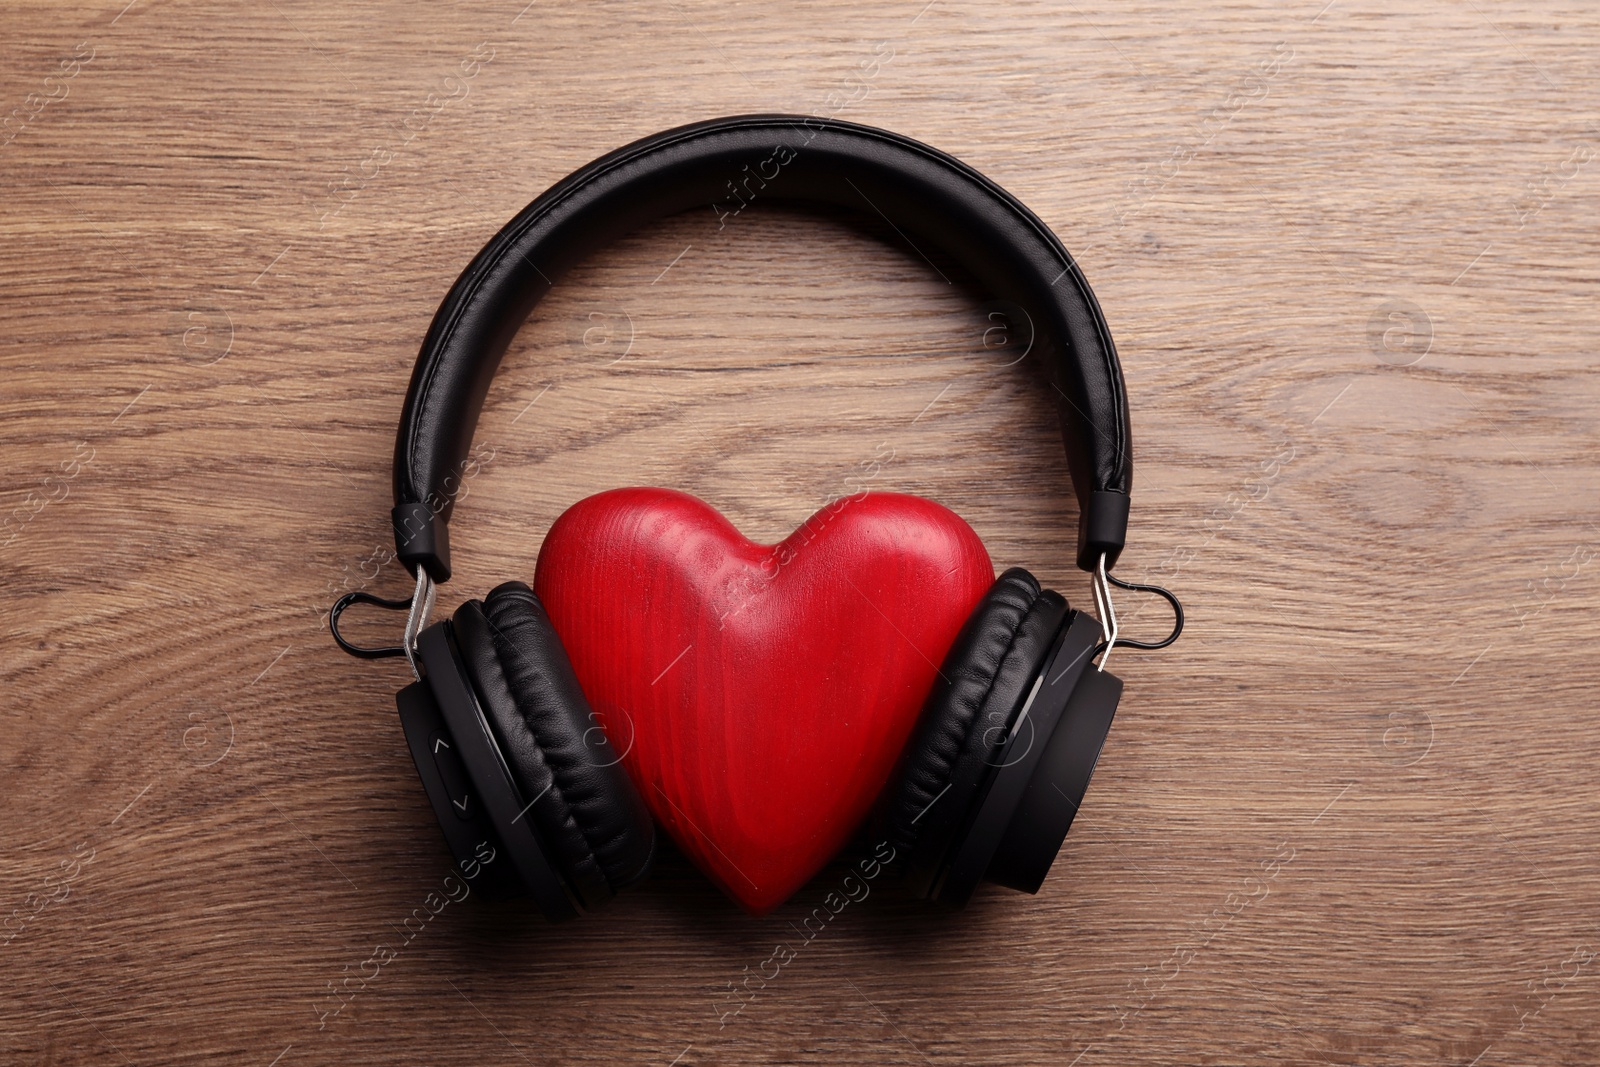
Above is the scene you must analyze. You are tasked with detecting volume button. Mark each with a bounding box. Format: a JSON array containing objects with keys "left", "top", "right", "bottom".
[{"left": 429, "top": 731, "right": 475, "bottom": 820}]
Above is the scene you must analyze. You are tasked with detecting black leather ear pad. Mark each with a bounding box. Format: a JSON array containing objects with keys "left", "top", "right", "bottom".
[
  {"left": 881, "top": 567, "right": 1069, "bottom": 896},
  {"left": 452, "top": 582, "right": 654, "bottom": 910}
]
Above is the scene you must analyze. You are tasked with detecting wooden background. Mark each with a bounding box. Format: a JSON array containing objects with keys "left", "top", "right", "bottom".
[{"left": 3, "top": 0, "right": 1598, "bottom": 1063}]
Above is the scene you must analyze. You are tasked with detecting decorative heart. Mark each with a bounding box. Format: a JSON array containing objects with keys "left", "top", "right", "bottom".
[{"left": 533, "top": 487, "right": 993, "bottom": 914}]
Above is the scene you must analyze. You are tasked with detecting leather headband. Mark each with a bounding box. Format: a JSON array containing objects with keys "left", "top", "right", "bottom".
[{"left": 392, "top": 114, "right": 1132, "bottom": 581}]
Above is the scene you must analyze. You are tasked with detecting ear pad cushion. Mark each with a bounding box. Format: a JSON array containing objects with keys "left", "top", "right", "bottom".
[
  {"left": 881, "top": 567, "right": 1068, "bottom": 889},
  {"left": 453, "top": 581, "right": 655, "bottom": 909}
]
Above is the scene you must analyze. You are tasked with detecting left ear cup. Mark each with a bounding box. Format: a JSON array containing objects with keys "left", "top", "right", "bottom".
[
  {"left": 452, "top": 582, "right": 656, "bottom": 912},
  {"left": 881, "top": 567, "right": 1068, "bottom": 900}
]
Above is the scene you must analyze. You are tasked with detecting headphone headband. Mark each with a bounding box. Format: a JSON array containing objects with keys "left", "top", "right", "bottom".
[{"left": 392, "top": 115, "right": 1132, "bottom": 581}]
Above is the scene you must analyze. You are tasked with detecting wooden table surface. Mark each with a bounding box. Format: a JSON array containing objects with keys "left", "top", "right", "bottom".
[{"left": 5, "top": 1, "right": 1599, "bottom": 1064}]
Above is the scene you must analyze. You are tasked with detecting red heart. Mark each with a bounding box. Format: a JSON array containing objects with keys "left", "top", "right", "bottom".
[{"left": 532, "top": 488, "right": 994, "bottom": 914}]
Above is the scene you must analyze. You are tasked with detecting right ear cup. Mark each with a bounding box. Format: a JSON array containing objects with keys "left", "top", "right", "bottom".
[
  {"left": 881, "top": 567, "right": 1068, "bottom": 900},
  {"left": 452, "top": 581, "right": 655, "bottom": 913}
]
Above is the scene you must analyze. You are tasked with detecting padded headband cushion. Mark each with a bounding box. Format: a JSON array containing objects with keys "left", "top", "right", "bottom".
[
  {"left": 882, "top": 567, "right": 1068, "bottom": 891},
  {"left": 452, "top": 582, "right": 654, "bottom": 908},
  {"left": 391, "top": 115, "right": 1132, "bottom": 581}
]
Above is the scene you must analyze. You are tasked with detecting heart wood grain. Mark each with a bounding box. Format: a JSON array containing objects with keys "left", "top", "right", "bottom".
[{"left": 531, "top": 488, "right": 994, "bottom": 914}]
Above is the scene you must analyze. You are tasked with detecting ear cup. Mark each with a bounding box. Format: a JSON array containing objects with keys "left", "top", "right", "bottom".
[
  {"left": 453, "top": 581, "right": 655, "bottom": 911},
  {"left": 881, "top": 567, "right": 1068, "bottom": 898}
]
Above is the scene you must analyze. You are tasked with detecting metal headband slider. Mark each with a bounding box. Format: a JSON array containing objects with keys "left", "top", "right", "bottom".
[
  {"left": 329, "top": 568, "right": 437, "bottom": 681},
  {"left": 1090, "top": 553, "right": 1184, "bottom": 671}
]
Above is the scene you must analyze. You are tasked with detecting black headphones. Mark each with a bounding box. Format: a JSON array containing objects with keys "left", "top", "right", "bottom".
[{"left": 332, "top": 115, "right": 1181, "bottom": 920}]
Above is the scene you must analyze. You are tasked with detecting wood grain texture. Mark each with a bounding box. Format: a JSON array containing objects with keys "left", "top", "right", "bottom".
[
  {"left": 534, "top": 487, "right": 995, "bottom": 917},
  {"left": 2, "top": 0, "right": 1598, "bottom": 1064}
]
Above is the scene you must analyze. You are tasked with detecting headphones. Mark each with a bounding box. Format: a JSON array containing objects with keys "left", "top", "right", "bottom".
[{"left": 331, "top": 115, "right": 1181, "bottom": 920}]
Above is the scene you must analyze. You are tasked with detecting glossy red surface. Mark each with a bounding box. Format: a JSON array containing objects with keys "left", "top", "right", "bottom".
[{"left": 533, "top": 488, "right": 994, "bottom": 914}]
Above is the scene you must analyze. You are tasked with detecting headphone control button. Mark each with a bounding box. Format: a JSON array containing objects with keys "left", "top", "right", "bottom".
[{"left": 429, "top": 731, "right": 476, "bottom": 821}]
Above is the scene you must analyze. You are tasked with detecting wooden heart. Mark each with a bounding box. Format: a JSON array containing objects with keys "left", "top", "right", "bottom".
[{"left": 532, "top": 488, "right": 993, "bottom": 914}]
